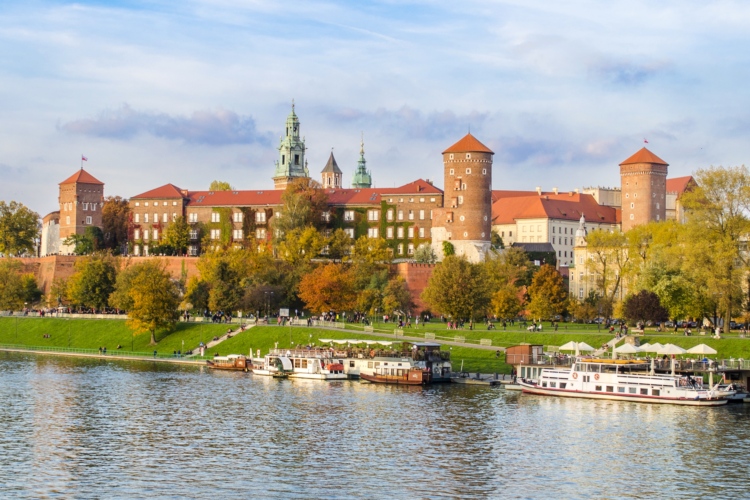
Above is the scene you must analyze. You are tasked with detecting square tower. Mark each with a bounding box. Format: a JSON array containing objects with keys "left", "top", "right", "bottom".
[{"left": 58, "top": 168, "right": 105, "bottom": 253}]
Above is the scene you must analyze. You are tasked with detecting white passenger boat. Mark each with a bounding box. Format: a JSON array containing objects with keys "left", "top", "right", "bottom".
[
  {"left": 252, "top": 348, "right": 348, "bottom": 380},
  {"left": 518, "top": 359, "right": 728, "bottom": 406},
  {"left": 714, "top": 383, "right": 750, "bottom": 403}
]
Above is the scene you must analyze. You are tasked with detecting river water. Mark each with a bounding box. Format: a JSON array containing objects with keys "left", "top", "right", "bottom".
[{"left": 1, "top": 352, "right": 748, "bottom": 499}]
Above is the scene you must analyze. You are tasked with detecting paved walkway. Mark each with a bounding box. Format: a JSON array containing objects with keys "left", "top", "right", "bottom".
[{"left": 186, "top": 324, "right": 255, "bottom": 357}]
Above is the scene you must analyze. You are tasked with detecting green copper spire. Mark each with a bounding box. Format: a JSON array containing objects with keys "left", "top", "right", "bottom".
[
  {"left": 274, "top": 100, "right": 309, "bottom": 182},
  {"left": 351, "top": 133, "right": 372, "bottom": 188}
]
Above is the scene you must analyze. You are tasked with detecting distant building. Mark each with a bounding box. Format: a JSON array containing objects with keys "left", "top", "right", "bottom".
[
  {"left": 351, "top": 136, "right": 372, "bottom": 188},
  {"left": 272, "top": 102, "right": 310, "bottom": 190},
  {"left": 620, "top": 147, "right": 668, "bottom": 232}
]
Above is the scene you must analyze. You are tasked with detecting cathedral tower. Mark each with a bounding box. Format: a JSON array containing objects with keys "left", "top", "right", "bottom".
[
  {"left": 351, "top": 135, "right": 372, "bottom": 188},
  {"left": 321, "top": 152, "right": 342, "bottom": 188},
  {"left": 619, "top": 147, "right": 668, "bottom": 232},
  {"left": 273, "top": 101, "right": 310, "bottom": 189}
]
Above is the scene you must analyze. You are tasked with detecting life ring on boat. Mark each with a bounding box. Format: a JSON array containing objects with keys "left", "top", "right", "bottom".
[
  {"left": 572, "top": 373, "right": 578, "bottom": 380},
  {"left": 594, "top": 373, "right": 600, "bottom": 381}
]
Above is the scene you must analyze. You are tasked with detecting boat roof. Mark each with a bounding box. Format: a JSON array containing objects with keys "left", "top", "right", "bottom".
[
  {"left": 411, "top": 342, "right": 443, "bottom": 347},
  {"left": 578, "top": 359, "right": 647, "bottom": 365}
]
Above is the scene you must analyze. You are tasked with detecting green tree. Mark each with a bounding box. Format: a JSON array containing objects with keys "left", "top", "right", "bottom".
[
  {"left": 414, "top": 244, "right": 437, "bottom": 264},
  {"left": 112, "top": 260, "right": 180, "bottom": 345},
  {"left": 584, "top": 229, "right": 630, "bottom": 316},
  {"left": 0, "top": 259, "right": 27, "bottom": 309},
  {"left": 527, "top": 264, "right": 568, "bottom": 320},
  {"left": 681, "top": 165, "right": 750, "bottom": 332},
  {"left": 491, "top": 285, "right": 524, "bottom": 320},
  {"left": 48, "top": 277, "right": 69, "bottom": 308},
  {"left": 67, "top": 253, "right": 118, "bottom": 311},
  {"left": 491, "top": 230, "right": 504, "bottom": 249},
  {"left": 209, "top": 180, "right": 234, "bottom": 191},
  {"left": 0, "top": 201, "right": 39, "bottom": 256},
  {"left": 326, "top": 228, "right": 352, "bottom": 262},
  {"left": 442, "top": 241, "right": 455, "bottom": 257},
  {"left": 382, "top": 275, "right": 413, "bottom": 316},
  {"left": 64, "top": 226, "right": 104, "bottom": 255},
  {"left": 274, "top": 178, "right": 329, "bottom": 239},
  {"left": 276, "top": 226, "right": 326, "bottom": 265},
  {"left": 102, "top": 196, "right": 130, "bottom": 253},
  {"left": 160, "top": 216, "right": 190, "bottom": 255},
  {"left": 421, "top": 255, "right": 492, "bottom": 321}
]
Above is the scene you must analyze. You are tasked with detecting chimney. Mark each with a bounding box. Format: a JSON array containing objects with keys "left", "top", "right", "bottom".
[
  {"left": 553, "top": 187, "right": 558, "bottom": 195},
  {"left": 535, "top": 186, "right": 542, "bottom": 195},
  {"left": 574, "top": 188, "right": 579, "bottom": 194},
  {"left": 568, "top": 191, "right": 573, "bottom": 197}
]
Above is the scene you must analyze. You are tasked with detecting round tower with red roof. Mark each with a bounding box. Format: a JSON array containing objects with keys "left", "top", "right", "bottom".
[
  {"left": 431, "top": 133, "right": 494, "bottom": 262},
  {"left": 619, "top": 147, "right": 668, "bottom": 232}
]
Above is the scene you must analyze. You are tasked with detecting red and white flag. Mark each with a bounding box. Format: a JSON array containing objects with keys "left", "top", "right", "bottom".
[
  {"left": 82, "top": 155, "right": 88, "bottom": 161},
  {"left": 643, "top": 139, "right": 648, "bottom": 144}
]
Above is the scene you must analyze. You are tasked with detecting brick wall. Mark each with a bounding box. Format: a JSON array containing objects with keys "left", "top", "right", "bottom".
[{"left": 393, "top": 262, "right": 435, "bottom": 314}]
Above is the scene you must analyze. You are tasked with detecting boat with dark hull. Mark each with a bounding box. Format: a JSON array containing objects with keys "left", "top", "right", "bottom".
[{"left": 206, "top": 354, "right": 251, "bottom": 372}]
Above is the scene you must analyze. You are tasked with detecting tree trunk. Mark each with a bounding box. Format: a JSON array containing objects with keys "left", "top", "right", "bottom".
[{"left": 150, "top": 329, "right": 157, "bottom": 345}]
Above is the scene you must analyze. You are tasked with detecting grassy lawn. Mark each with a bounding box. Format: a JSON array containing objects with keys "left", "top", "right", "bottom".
[{"left": 3, "top": 317, "right": 749, "bottom": 373}]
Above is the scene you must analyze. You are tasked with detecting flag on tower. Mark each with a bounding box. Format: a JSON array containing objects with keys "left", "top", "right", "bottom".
[
  {"left": 82, "top": 155, "right": 88, "bottom": 161},
  {"left": 643, "top": 139, "right": 648, "bottom": 144}
]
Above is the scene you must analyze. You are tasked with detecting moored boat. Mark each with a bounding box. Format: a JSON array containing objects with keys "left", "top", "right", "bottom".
[
  {"left": 206, "top": 354, "right": 251, "bottom": 372},
  {"left": 360, "top": 366, "right": 430, "bottom": 385},
  {"left": 519, "top": 359, "right": 728, "bottom": 406},
  {"left": 252, "top": 349, "right": 348, "bottom": 380},
  {"left": 714, "top": 383, "right": 750, "bottom": 403}
]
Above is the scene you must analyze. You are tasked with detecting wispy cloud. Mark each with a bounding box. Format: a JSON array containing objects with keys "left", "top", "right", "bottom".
[
  {"left": 59, "top": 104, "right": 272, "bottom": 146},
  {"left": 589, "top": 58, "right": 670, "bottom": 86}
]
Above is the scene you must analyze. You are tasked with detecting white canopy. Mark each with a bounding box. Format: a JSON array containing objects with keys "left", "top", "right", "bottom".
[
  {"left": 614, "top": 343, "right": 641, "bottom": 354},
  {"left": 657, "top": 344, "right": 687, "bottom": 355},
  {"left": 638, "top": 343, "right": 652, "bottom": 351},
  {"left": 686, "top": 343, "right": 718, "bottom": 355},
  {"left": 641, "top": 342, "right": 663, "bottom": 352},
  {"left": 577, "top": 342, "right": 595, "bottom": 352},
  {"left": 559, "top": 341, "right": 579, "bottom": 351}
]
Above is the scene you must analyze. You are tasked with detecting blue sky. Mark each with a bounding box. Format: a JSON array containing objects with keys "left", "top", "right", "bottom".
[{"left": 2, "top": 0, "right": 750, "bottom": 215}]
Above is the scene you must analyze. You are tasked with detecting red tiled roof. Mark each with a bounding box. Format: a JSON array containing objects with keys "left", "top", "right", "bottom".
[
  {"left": 666, "top": 175, "right": 694, "bottom": 195},
  {"left": 620, "top": 147, "right": 668, "bottom": 166},
  {"left": 378, "top": 179, "right": 443, "bottom": 195},
  {"left": 491, "top": 192, "right": 618, "bottom": 225},
  {"left": 442, "top": 133, "right": 494, "bottom": 154},
  {"left": 59, "top": 168, "right": 104, "bottom": 185},
  {"left": 187, "top": 189, "right": 284, "bottom": 207},
  {"left": 323, "top": 180, "right": 444, "bottom": 206},
  {"left": 131, "top": 183, "right": 186, "bottom": 199}
]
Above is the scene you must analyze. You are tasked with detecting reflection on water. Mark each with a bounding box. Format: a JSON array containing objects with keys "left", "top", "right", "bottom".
[{"left": 0, "top": 352, "right": 748, "bottom": 499}]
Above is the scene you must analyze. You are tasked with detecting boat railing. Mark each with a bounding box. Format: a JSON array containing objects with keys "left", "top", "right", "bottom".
[
  {"left": 507, "top": 353, "right": 576, "bottom": 367},
  {"left": 269, "top": 348, "right": 334, "bottom": 359}
]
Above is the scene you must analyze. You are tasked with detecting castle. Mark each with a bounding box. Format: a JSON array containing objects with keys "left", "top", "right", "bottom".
[{"left": 40, "top": 104, "right": 694, "bottom": 267}]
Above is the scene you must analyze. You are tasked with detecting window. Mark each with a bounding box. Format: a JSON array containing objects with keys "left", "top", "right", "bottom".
[
  {"left": 449, "top": 169, "right": 454, "bottom": 175},
  {"left": 256, "top": 228, "right": 267, "bottom": 239},
  {"left": 134, "top": 229, "right": 140, "bottom": 239},
  {"left": 188, "top": 213, "right": 198, "bottom": 223},
  {"left": 153, "top": 229, "right": 158, "bottom": 240},
  {"left": 530, "top": 226, "right": 535, "bottom": 233},
  {"left": 173, "top": 201, "right": 178, "bottom": 206},
  {"left": 154, "top": 213, "right": 158, "bottom": 224},
  {"left": 83, "top": 216, "right": 91, "bottom": 224},
  {"left": 630, "top": 202, "right": 635, "bottom": 209},
  {"left": 344, "top": 228, "right": 354, "bottom": 238},
  {"left": 466, "top": 168, "right": 471, "bottom": 174},
  {"left": 321, "top": 211, "right": 331, "bottom": 222},
  {"left": 579, "top": 287, "right": 583, "bottom": 299},
  {"left": 211, "top": 212, "right": 220, "bottom": 223},
  {"left": 345, "top": 210, "right": 355, "bottom": 222},
  {"left": 629, "top": 214, "right": 635, "bottom": 220},
  {"left": 449, "top": 154, "right": 454, "bottom": 160},
  {"left": 233, "top": 229, "right": 243, "bottom": 240},
  {"left": 135, "top": 214, "right": 140, "bottom": 223},
  {"left": 135, "top": 202, "right": 140, "bottom": 207},
  {"left": 552, "top": 237, "right": 556, "bottom": 244},
  {"left": 458, "top": 196, "right": 463, "bottom": 204},
  {"left": 397, "top": 210, "right": 403, "bottom": 221},
  {"left": 368, "top": 227, "right": 379, "bottom": 238},
  {"left": 465, "top": 153, "right": 471, "bottom": 159},
  {"left": 210, "top": 229, "right": 220, "bottom": 240},
  {"left": 418, "top": 227, "right": 425, "bottom": 238},
  {"left": 83, "top": 202, "right": 89, "bottom": 210},
  {"left": 397, "top": 244, "right": 403, "bottom": 255},
  {"left": 144, "top": 231, "right": 149, "bottom": 241},
  {"left": 255, "top": 211, "right": 266, "bottom": 223},
  {"left": 430, "top": 210, "right": 433, "bottom": 220},
  {"left": 144, "top": 213, "right": 149, "bottom": 223},
  {"left": 408, "top": 227, "right": 414, "bottom": 238},
  {"left": 509, "top": 231, "right": 512, "bottom": 237},
  {"left": 397, "top": 227, "right": 404, "bottom": 238},
  {"left": 233, "top": 212, "right": 243, "bottom": 223},
  {"left": 163, "top": 213, "right": 168, "bottom": 223},
  {"left": 172, "top": 213, "right": 176, "bottom": 221},
  {"left": 188, "top": 246, "right": 197, "bottom": 256},
  {"left": 294, "top": 154, "right": 300, "bottom": 165},
  {"left": 189, "top": 230, "right": 198, "bottom": 240},
  {"left": 163, "top": 201, "right": 168, "bottom": 206},
  {"left": 407, "top": 243, "right": 414, "bottom": 255},
  {"left": 625, "top": 193, "right": 629, "bottom": 198},
  {"left": 386, "top": 227, "right": 394, "bottom": 239},
  {"left": 145, "top": 202, "right": 149, "bottom": 207},
  {"left": 419, "top": 209, "right": 425, "bottom": 220},
  {"left": 482, "top": 169, "right": 487, "bottom": 175},
  {"left": 133, "top": 245, "right": 140, "bottom": 256},
  {"left": 368, "top": 210, "right": 379, "bottom": 221}
]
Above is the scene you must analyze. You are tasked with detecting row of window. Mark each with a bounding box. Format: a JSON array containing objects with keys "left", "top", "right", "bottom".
[
  {"left": 367, "top": 209, "right": 433, "bottom": 222},
  {"left": 447, "top": 167, "right": 488, "bottom": 175},
  {"left": 134, "top": 201, "right": 180, "bottom": 207},
  {"left": 386, "top": 197, "right": 437, "bottom": 204},
  {"left": 382, "top": 226, "right": 426, "bottom": 239},
  {"left": 62, "top": 202, "right": 98, "bottom": 212},
  {"left": 64, "top": 216, "right": 93, "bottom": 226},
  {"left": 134, "top": 213, "right": 178, "bottom": 223}
]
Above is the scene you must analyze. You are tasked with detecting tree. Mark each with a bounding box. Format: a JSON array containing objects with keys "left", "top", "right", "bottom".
[
  {"left": 112, "top": 260, "right": 180, "bottom": 345},
  {"left": 681, "top": 165, "right": 750, "bottom": 332},
  {"left": 0, "top": 259, "right": 41, "bottom": 309},
  {"left": 414, "top": 244, "right": 437, "bottom": 264},
  {"left": 274, "top": 178, "right": 329, "bottom": 238},
  {"left": 48, "top": 277, "right": 69, "bottom": 308},
  {"left": 64, "top": 226, "right": 104, "bottom": 255},
  {"left": 584, "top": 229, "right": 630, "bottom": 317},
  {"left": 0, "top": 201, "right": 39, "bottom": 256},
  {"left": 276, "top": 227, "right": 325, "bottom": 265},
  {"left": 623, "top": 290, "right": 669, "bottom": 325},
  {"left": 491, "top": 230, "right": 504, "bottom": 249},
  {"left": 67, "top": 253, "right": 118, "bottom": 311},
  {"left": 491, "top": 285, "right": 524, "bottom": 320},
  {"left": 298, "top": 263, "right": 356, "bottom": 314},
  {"left": 421, "top": 255, "right": 492, "bottom": 320},
  {"left": 382, "top": 275, "right": 413, "bottom": 316},
  {"left": 209, "top": 180, "right": 234, "bottom": 191},
  {"left": 326, "top": 228, "right": 352, "bottom": 262},
  {"left": 527, "top": 264, "right": 568, "bottom": 320},
  {"left": 102, "top": 196, "right": 130, "bottom": 253},
  {"left": 442, "top": 241, "right": 455, "bottom": 257},
  {"left": 160, "top": 216, "right": 190, "bottom": 255},
  {"left": 351, "top": 236, "right": 391, "bottom": 265}
]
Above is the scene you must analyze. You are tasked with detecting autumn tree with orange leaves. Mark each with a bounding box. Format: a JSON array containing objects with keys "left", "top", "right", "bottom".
[{"left": 298, "top": 263, "right": 356, "bottom": 314}]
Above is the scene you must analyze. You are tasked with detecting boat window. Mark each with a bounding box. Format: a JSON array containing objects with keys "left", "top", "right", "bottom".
[
  {"left": 583, "top": 375, "right": 590, "bottom": 383},
  {"left": 595, "top": 385, "right": 602, "bottom": 391},
  {"left": 550, "top": 382, "right": 557, "bottom": 388},
  {"left": 629, "top": 387, "right": 637, "bottom": 394},
  {"left": 521, "top": 367, "right": 526, "bottom": 377},
  {"left": 652, "top": 389, "right": 660, "bottom": 396},
  {"left": 294, "top": 359, "right": 301, "bottom": 368},
  {"left": 375, "top": 362, "right": 380, "bottom": 368},
  {"left": 301, "top": 359, "right": 308, "bottom": 369},
  {"left": 606, "top": 386, "right": 614, "bottom": 392},
  {"left": 560, "top": 383, "right": 567, "bottom": 389},
  {"left": 640, "top": 388, "right": 648, "bottom": 395},
  {"left": 618, "top": 387, "right": 625, "bottom": 393},
  {"left": 349, "top": 361, "right": 355, "bottom": 367},
  {"left": 367, "top": 362, "right": 373, "bottom": 368},
  {"left": 542, "top": 382, "right": 548, "bottom": 387}
]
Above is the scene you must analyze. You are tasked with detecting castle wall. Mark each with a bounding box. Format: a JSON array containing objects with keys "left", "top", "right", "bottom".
[{"left": 393, "top": 262, "right": 435, "bottom": 313}]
